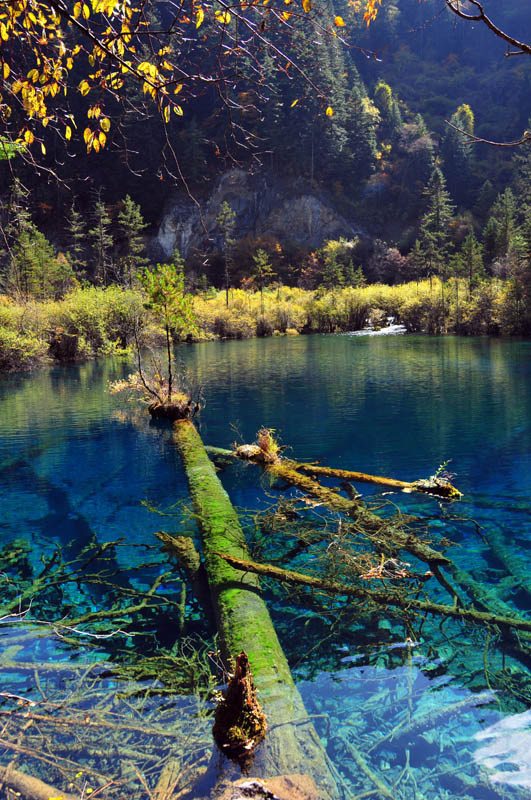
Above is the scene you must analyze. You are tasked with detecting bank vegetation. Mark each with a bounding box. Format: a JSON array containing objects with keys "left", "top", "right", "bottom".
[{"left": 1, "top": 274, "right": 530, "bottom": 372}]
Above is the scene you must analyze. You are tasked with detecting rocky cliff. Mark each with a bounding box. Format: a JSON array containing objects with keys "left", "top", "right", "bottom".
[{"left": 153, "top": 169, "right": 365, "bottom": 259}]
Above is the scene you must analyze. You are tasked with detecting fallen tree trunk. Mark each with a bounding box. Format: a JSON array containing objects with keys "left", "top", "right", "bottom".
[
  {"left": 214, "top": 552, "right": 531, "bottom": 633},
  {"left": 206, "top": 442, "right": 531, "bottom": 652},
  {"left": 205, "top": 446, "right": 462, "bottom": 499},
  {"left": 172, "top": 420, "right": 338, "bottom": 799},
  {"left": 205, "top": 445, "right": 450, "bottom": 568}
]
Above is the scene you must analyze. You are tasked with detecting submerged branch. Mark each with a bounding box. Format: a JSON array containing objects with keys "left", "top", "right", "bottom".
[{"left": 215, "top": 553, "right": 531, "bottom": 633}]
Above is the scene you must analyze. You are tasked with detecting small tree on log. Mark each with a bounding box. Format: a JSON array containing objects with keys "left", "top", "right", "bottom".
[{"left": 110, "top": 260, "right": 200, "bottom": 419}]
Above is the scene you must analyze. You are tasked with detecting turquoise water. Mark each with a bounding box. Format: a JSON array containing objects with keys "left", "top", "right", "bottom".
[{"left": 0, "top": 334, "right": 530, "bottom": 798}]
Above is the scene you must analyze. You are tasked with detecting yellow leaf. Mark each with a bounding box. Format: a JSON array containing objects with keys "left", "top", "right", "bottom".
[
  {"left": 100, "top": 117, "right": 110, "bottom": 132},
  {"left": 214, "top": 10, "right": 231, "bottom": 23},
  {"left": 73, "top": 2, "right": 82, "bottom": 18},
  {"left": 41, "top": 142, "right": 46, "bottom": 155},
  {"left": 83, "top": 126, "right": 92, "bottom": 143},
  {"left": 65, "top": 125, "right": 72, "bottom": 140},
  {"left": 325, "top": 106, "right": 334, "bottom": 116},
  {"left": 79, "top": 80, "right": 90, "bottom": 96},
  {"left": 2, "top": 62, "right": 9, "bottom": 79},
  {"left": 195, "top": 7, "right": 204, "bottom": 28},
  {"left": 334, "top": 15, "right": 345, "bottom": 26},
  {"left": 24, "top": 129, "right": 34, "bottom": 144},
  {"left": 290, "top": 98, "right": 299, "bottom": 107},
  {"left": 92, "top": 137, "right": 100, "bottom": 152},
  {"left": 163, "top": 104, "right": 170, "bottom": 123},
  {"left": 82, "top": 4, "right": 90, "bottom": 19},
  {"left": 174, "top": 84, "right": 183, "bottom": 95},
  {"left": 281, "top": 11, "right": 291, "bottom": 19},
  {"left": 173, "top": 104, "right": 183, "bottom": 116},
  {"left": 98, "top": 130, "right": 106, "bottom": 146},
  {"left": 302, "top": 0, "right": 311, "bottom": 12},
  {"left": 0, "top": 22, "right": 8, "bottom": 41}
]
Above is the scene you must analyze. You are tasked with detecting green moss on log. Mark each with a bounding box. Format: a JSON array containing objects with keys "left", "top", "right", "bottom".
[{"left": 172, "top": 420, "right": 338, "bottom": 796}]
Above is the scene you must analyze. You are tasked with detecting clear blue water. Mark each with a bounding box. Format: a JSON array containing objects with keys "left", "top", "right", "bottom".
[{"left": 1, "top": 334, "right": 530, "bottom": 799}]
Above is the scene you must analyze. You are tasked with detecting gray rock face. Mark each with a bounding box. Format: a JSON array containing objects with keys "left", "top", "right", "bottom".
[{"left": 152, "top": 169, "right": 364, "bottom": 259}]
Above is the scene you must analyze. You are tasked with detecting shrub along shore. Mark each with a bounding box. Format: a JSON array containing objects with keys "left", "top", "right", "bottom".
[{"left": 0, "top": 276, "right": 528, "bottom": 372}]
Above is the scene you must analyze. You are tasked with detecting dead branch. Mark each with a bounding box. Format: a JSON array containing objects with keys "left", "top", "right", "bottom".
[{"left": 214, "top": 552, "right": 531, "bottom": 633}]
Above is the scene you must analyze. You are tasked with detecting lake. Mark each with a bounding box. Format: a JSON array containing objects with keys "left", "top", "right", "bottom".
[{"left": 1, "top": 333, "right": 530, "bottom": 799}]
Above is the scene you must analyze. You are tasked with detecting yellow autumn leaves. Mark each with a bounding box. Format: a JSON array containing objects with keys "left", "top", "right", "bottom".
[{"left": 1, "top": 0, "right": 373, "bottom": 158}]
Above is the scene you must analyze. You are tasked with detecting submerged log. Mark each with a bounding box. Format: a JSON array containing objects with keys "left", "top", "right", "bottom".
[
  {"left": 215, "top": 552, "right": 531, "bottom": 633},
  {"left": 155, "top": 530, "right": 214, "bottom": 623},
  {"left": 172, "top": 420, "right": 338, "bottom": 798},
  {"left": 0, "top": 765, "right": 79, "bottom": 800}
]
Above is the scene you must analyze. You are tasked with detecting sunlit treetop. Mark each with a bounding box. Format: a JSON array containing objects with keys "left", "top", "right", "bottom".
[{"left": 0, "top": 0, "right": 357, "bottom": 159}]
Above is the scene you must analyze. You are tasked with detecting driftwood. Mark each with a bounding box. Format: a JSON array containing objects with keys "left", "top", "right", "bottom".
[
  {"left": 214, "top": 552, "right": 531, "bottom": 633},
  {"left": 206, "top": 441, "right": 531, "bottom": 647},
  {"left": 172, "top": 420, "right": 339, "bottom": 798}
]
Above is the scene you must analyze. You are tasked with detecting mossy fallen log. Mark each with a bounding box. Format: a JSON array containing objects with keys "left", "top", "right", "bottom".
[
  {"left": 172, "top": 420, "right": 338, "bottom": 798},
  {"left": 214, "top": 552, "right": 531, "bottom": 633}
]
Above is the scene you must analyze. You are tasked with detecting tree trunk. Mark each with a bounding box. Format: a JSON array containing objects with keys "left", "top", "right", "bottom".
[{"left": 172, "top": 420, "right": 338, "bottom": 799}]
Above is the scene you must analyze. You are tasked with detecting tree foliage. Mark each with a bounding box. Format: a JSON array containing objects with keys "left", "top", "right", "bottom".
[{"left": 0, "top": 0, "right": 353, "bottom": 164}]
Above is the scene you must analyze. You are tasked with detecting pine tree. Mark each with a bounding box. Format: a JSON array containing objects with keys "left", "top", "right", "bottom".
[
  {"left": 216, "top": 201, "right": 236, "bottom": 307},
  {"left": 321, "top": 251, "right": 344, "bottom": 289},
  {"left": 343, "top": 261, "right": 366, "bottom": 287},
  {"left": 89, "top": 191, "right": 114, "bottom": 284},
  {"left": 0, "top": 179, "right": 31, "bottom": 277},
  {"left": 408, "top": 239, "right": 427, "bottom": 285},
  {"left": 252, "top": 249, "right": 276, "bottom": 314},
  {"left": 473, "top": 180, "right": 496, "bottom": 223},
  {"left": 440, "top": 105, "right": 475, "bottom": 206},
  {"left": 66, "top": 199, "right": 87, "bottom": 276},
  {"left": 346, "top": 86, "right": 378, "bottom": 184},
  {"left": 482, "top": 217, "right": 501, "bottom": 269},
  {"left": 373, "top": 81, "right": 402, "bottom": 142},
  {"left": 419, "top": 167, "right": 455, "bottom": 282},
  {"left": 490, "top": 188, "right": 517, "bottom": 258},
  {"left": 117, "top": 195, "right": 148, "bottom": 287},
  {"left": 8, "top": 222, "right": 74, "bottom": 299},
  {"left": 460, "top": 230, "right": 485, "bottom": 296}
]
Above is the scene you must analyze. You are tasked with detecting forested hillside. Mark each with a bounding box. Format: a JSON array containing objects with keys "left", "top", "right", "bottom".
[{"left": 1, "top": 0, "right": 530, "bottom": 303}]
